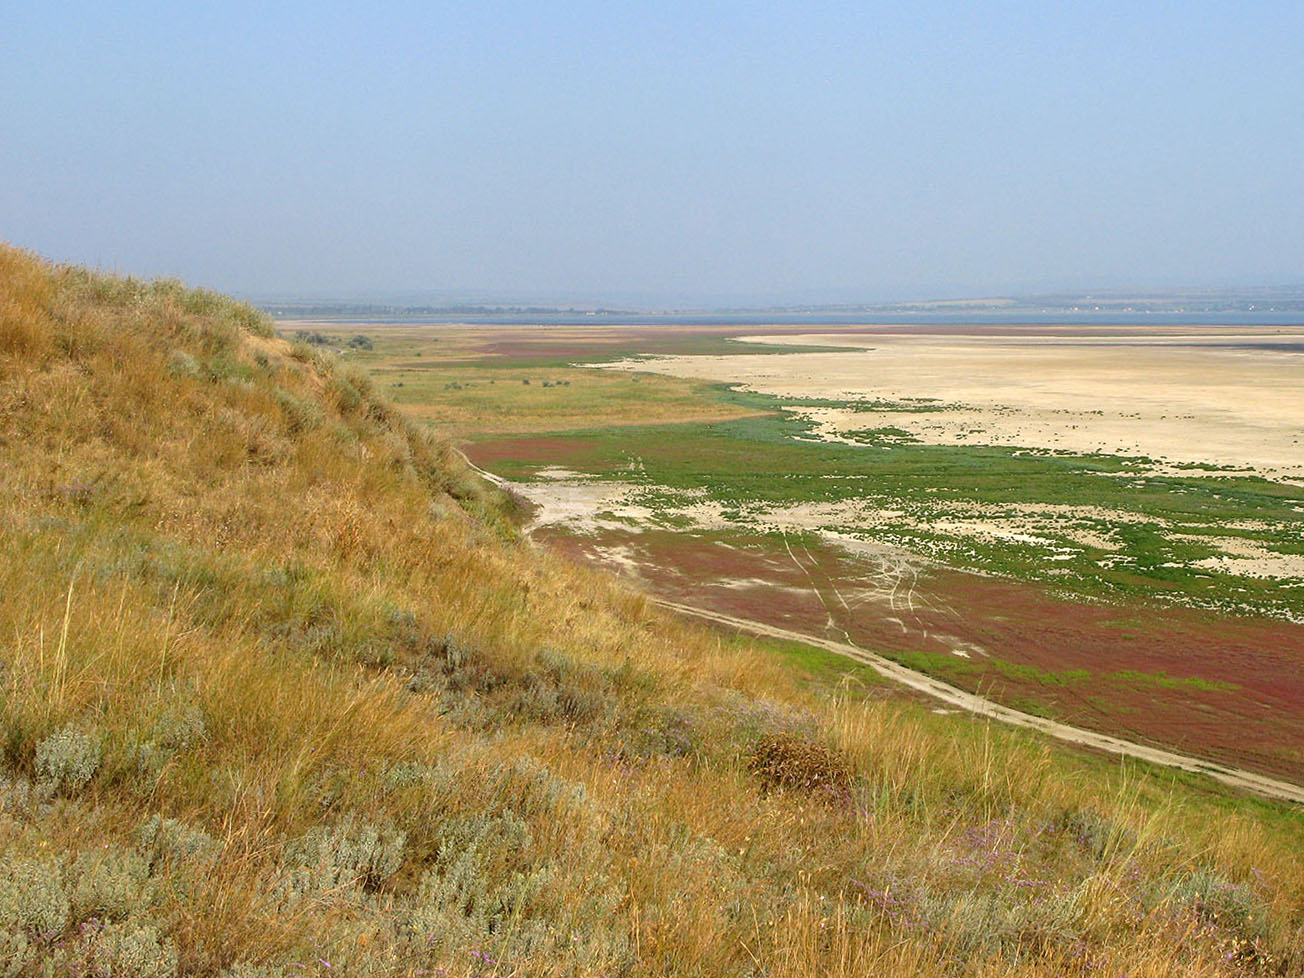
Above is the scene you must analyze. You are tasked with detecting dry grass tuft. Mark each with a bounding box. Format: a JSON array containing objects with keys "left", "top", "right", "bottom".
[{"left": 747, "top": 731, "right": 853, "bottom": 799}]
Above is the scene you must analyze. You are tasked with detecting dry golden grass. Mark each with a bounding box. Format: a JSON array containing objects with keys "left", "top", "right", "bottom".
[{"left": 1, "top": 242, "right": 1303, "bottom": 976}]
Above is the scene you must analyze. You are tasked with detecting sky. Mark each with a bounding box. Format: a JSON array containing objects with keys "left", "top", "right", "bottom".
[{"left": 2, "top": 1, "right": 1302, "bottom": 306}]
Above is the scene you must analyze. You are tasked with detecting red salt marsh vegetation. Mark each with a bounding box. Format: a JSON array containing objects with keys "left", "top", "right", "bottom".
[
  {"left": 534, "top": 525, "right": 1304, "bottom": 784},
  {"left": 443, "top": 321, "right": 1304, "bottom": 789}
]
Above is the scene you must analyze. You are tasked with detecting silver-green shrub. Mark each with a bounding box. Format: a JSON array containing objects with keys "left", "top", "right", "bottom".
[
  {"left": 272, "top": 388, "right": 324, "bottom": 433},
  {"left": 149, "top": 699, "right": 208, "bottom": 751},
  {"left": 407, "top": 810, "right": 537, "bottom": 945},
  {"left": 71, "top": 847, "right": 154, "bottom": 919},
  {"left": 130, "top": 699, "right": 209, "bottom": 782},
  {"left": 35, "top": 722, "right": 102, "bottom": 792},
  {"left": 0, "top": 855, "right": 69, "bottom": 938},
  {"left": 76, "top": 921, "right": 178, "bottom": 978},
  {"left": 282, "top": 815, "right": 405, "bottom": 897},
  {"left": 219, "top": 966, "right": 289, "bottom": 978},
  {"left": 0, "top": 774, "right": 39, "bottom": 816},
  {"left": 219, "top": 965, "right": 290, "bottom": 978},
  {"left": 1163, "top": 865, "right": 1266, "bottom": 939},
  {"left": 917, "top": 885, "right": 1087, "bottom": 960},
  {"left": 0, "top": 931, "right": 33, "bottom": 978},
  {"left": 128, "top": 739, "right": 169, "bottom": 781},
  {"left": 384, "top": 760, "right": 447, "bottom": 791},
  {"left": 404, "top": 808, "right": 632, "bottom": 967},
  {"left": 136, "top": 814, "right": 220, "bottom": 868},
  {"left": 504, "top": 756, "right": 589, "bottom": 814},
  {"left": 167, "top": 350, "right": 201, "bottom": 378}
]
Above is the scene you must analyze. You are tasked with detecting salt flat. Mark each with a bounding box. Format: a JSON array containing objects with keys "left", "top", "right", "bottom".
[{"left": 605, "top": 327, "right": 1304, "bottom": 483}]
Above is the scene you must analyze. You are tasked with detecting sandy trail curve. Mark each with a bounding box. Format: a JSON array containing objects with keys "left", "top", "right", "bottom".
[
  {"left": 461, "top": 451, "right": 1304, "bottom": 806},
  {"left": 653, "top": 597, "right": 1304, "bottom": 807}
]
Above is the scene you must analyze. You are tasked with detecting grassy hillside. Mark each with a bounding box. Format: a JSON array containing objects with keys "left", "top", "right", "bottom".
[{"left": 1, "top": 243, "right": 1302, "bottom": 977}]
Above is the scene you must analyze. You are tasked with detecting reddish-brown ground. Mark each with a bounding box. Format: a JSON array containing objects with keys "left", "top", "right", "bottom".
[
  {"left": 537, "top": 525, "right": 1304, "bottom": 783},
  {"left": 455, "top": 319, "right": 1304, "bottom": 781},
  {"left": 357, "top": 320, "right": 1287, "bottom": 366},
  {"left": 468, "top": 437, "right": 604, "bottom": 469}
]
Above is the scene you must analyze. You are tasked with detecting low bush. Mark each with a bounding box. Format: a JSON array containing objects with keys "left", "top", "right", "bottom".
[
  {"left": 746, "top": 731, "right": 852, "bottom": 798},
  {"left": 34, "top": 723, "right": 102, "bottom": 794},
  {"left": 281, "top": 815, "right": 406, "bottom": 897}
]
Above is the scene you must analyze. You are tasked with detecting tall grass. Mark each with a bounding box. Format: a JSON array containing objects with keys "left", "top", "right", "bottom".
[{"left": 0, "top": 242, "right": 1302, "bottom": 975}]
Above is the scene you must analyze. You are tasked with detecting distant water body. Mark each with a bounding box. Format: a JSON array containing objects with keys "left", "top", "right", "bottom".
[{"left": 281, "top": 311, "right": 1304, "bottom": 327}]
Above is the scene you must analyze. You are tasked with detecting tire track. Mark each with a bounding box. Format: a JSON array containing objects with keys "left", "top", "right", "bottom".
[
  {"left": 463, "top": 452, "right": 1304, "bottom": 806},
  {"left": 652, "top": 597, "right": 1304, "bottom": 807}
]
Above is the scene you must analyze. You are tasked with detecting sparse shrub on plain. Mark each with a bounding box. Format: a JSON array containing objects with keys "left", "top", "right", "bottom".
[
  {"left": 336, "top": 363, "right": 393, "bottom": 427},
  {"left": 128, "top": 739, "right": 169, "bottom": 782},
  {"left": 500, "top": 756, "right": 589, "bottom": 815},
  {"left": 414, "top": 638, "right": 621, "bottom": 731},
  {"left": 534, "top": 646, "right": 612, "bottom": 723},
  {"left": 237, "top": 306, "right": 275, "bottom": 338},
  {"left": 204, "top": 353, "right": 256, "bottom": 384},
  {"left": 282, "top": 815, "right": 406, "bottom": 897},
  {"left": 1049, "top": 806, "right": 1137, "bottom": 863},
  {"left": 130, "top": 695, "right": 209, "bottom": 782},
  {"left": 288, "top": 338, "right": 316, "bottom": 361},
  {"left": 129, "top": 698, "right": 208, "bottom": 782},
  {"left": 1163, "top": 865, "right": 1266, "bottom": 937},
  {"left": 0, "top": 856, "right": 69, "bottom": 939},
  {"left": 294, "top": 329, "right": 337, "bottom": 347},
  {"left": 384, "top": 759, "right": 447, "bottom": 792},
  {"left": 330, "top": 419, "right": 359, "bottom": 444},
  {"left": 179, "top": 286, "right": 224, "bottom": 318},
  {"left": 621, "top": 705, "right": 704, "bottom": 760},
  {"left": 35, "top": 722, "right": 102, "bottom": 793},
  {"left": 0, "top": 931, "right": 33, "bottom": 978},
  {"left": 70, "top": 847, "right": 154, "bottom": 920},
  {"left": 406, "top": 809, "right": 558, "bottom": 953},
  {"left": 331, "top": 375, "right": 364, "bottom": 415},
  {"left": 725, "top": 694, "right": 817, "bottom": 744},
  {"left": 438, "top": 631, "right": 472, "bottom": 673},
  {"left": 919, "top": 886, "right": 1085, "bottom": 960},
  {"left": 746, "top": 731, "right": 852, "bottom": 798},
  {"left": 0, "top": 774, "right": 39, "bottom": 816},
  {"left": 148, "top": 698, "right": 208, "bottom": 752},
  {"left": 219, "top": 965, "right": 289, "bottom": 978},
  {"left": 167, "top": 349, "right": 201, "bottom": 378},
  {"left": 509, "top": 648, "right": 612, "bottom": 726},
  {"left": 509, "top": 678, "right": 562, "bottom": 722},
  {"left": 135, "top": 814, "right": 219, "bottom": 869},
  {"left": 439, "top": 694, "right": 498, "bottom": 729},
  {"left": 70, "top": 920, "right": 179, "bottom": 978}
]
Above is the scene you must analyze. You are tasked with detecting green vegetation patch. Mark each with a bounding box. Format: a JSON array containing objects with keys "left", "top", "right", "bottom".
[
  {"left": 474, "top": 392, "right": 1304, "bottom": 620},
  {"left": 842, "top": 426, "right": 922, "bottom": 446},
  {"left": 732, "top": 633, "right": 891, "bottom": 697},
  {"left": 892, "top": 651, "right": 1239, "bottom": 695}
]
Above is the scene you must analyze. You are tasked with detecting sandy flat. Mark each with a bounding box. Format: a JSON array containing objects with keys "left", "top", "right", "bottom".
[{"left": 602, "top": 328, "right": 1304, "bottom": 483}]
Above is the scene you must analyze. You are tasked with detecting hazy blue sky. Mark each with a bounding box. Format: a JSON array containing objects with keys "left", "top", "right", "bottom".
[{"left": 3, "top": 1, "right": 1302, "bottom": 305}]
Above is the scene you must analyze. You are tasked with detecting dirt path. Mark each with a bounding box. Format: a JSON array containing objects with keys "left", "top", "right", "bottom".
[
  {"left": 464, "top": 450, "right": 1304, "bottom": 806},
  {"left": 653, "top": 597, "right": 1304, "bottom": 806}
]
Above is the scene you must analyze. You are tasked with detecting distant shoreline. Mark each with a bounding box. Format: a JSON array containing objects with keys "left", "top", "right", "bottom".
[{"left": 272, "top": 310, "right": 1304, "bottom": 327}]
